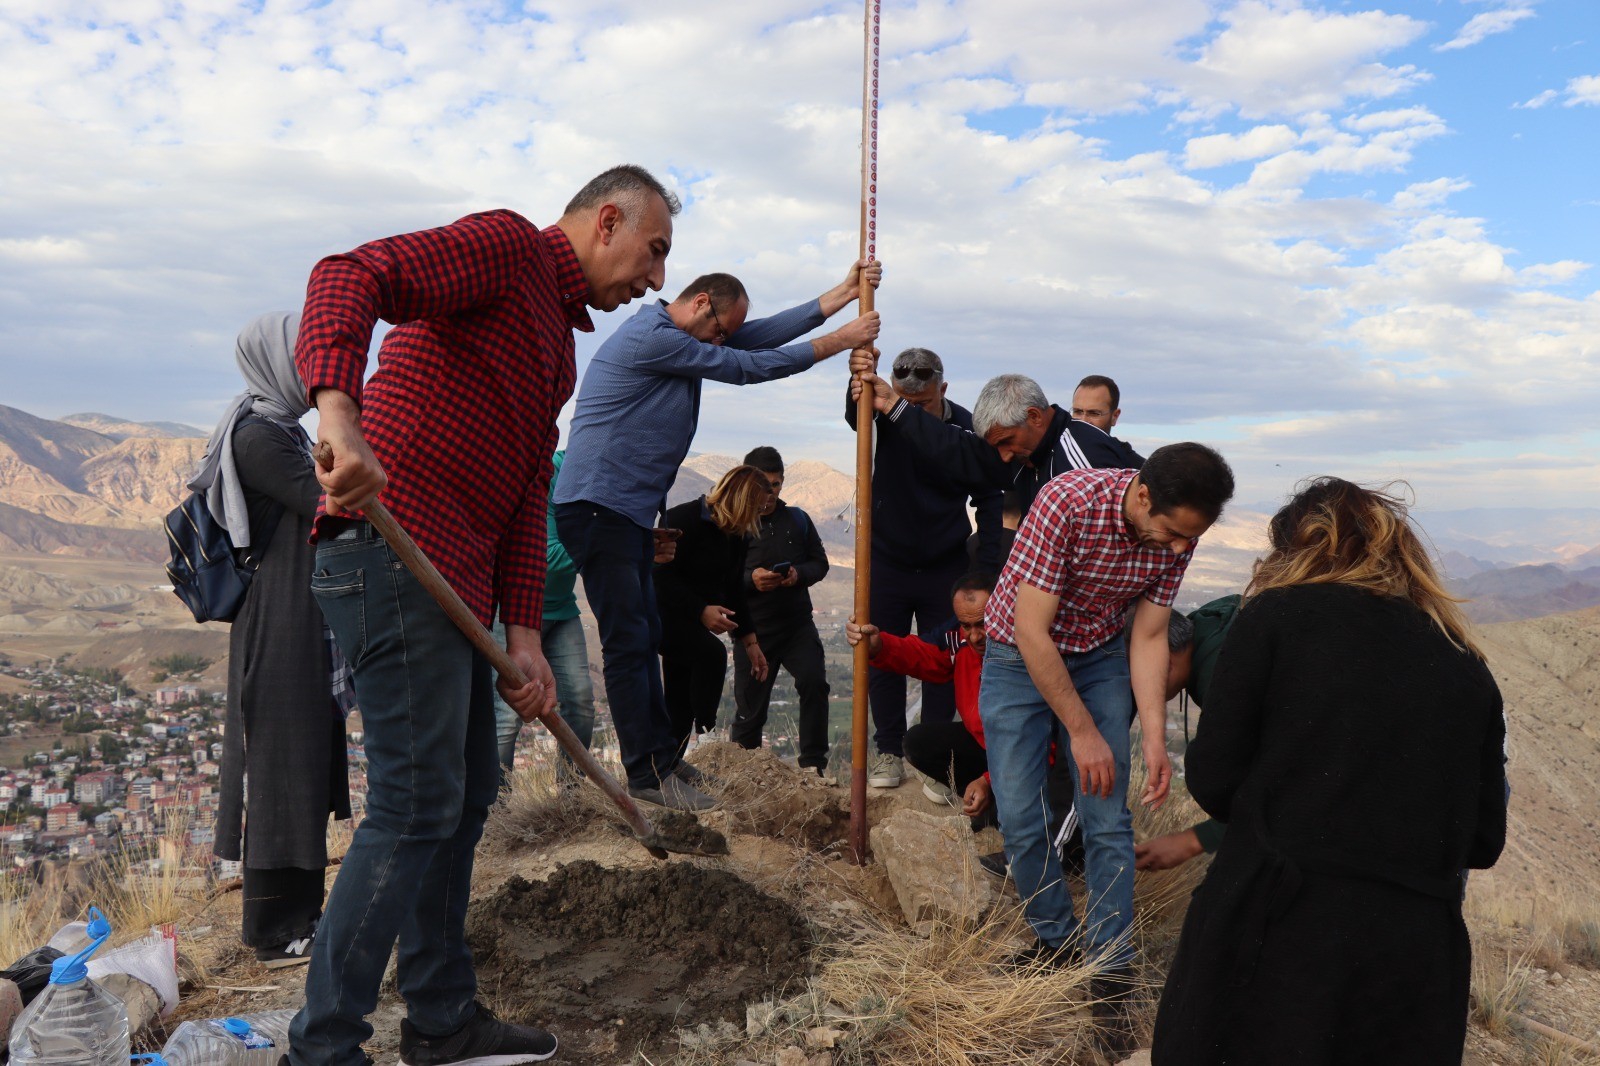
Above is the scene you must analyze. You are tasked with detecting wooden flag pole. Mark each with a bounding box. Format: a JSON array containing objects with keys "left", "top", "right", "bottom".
[{"left": 849, "top": 0, "right": 881, "bottom": 867}]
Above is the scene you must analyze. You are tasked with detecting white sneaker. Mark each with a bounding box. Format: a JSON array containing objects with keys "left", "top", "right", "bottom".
[
  {"left": 868, "top": 753, "right": 904, "bottom": 788},
  {"left": 921, "top": 777, "right": 954, "bottom": 804}
]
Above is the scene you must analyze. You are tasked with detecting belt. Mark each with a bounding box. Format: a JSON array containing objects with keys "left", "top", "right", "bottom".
[{"left": 323, "top": 517, "right": 380, "bottom": 542}]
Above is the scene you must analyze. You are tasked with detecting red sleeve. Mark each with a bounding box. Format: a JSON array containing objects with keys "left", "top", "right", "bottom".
[
  {"left": 295, "top": 210, "right": 545, "bottom": 406},
  {"left": 870, "top": 631, "right": 956, "bottom": 685}
]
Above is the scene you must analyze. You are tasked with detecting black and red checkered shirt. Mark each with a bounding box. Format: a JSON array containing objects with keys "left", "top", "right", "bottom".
[
  {"left": 986, "top": 469, "right": 1194, "bottom": 653},
  {"left": 295, "top": 210, "right": 593, "bottom": 628}
]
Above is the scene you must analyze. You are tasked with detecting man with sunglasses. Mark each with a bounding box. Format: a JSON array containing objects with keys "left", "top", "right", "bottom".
[
  {"left": 555, "top": 260, "right": 881, "bottom": 811},
  {"left": 845, "top": 348, "right": 1006, "bottom": 790}
]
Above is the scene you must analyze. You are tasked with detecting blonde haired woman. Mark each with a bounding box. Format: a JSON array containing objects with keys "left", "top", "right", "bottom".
[
  {"left": 654, "top": 466, "right": 773, "bottom": 763},
  {"left": 1152, "top": 477, "right": 1506, "bottom": 1065}
]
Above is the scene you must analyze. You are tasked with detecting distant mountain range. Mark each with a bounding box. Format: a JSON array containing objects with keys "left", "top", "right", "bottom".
[{"left": 3, "top": 402, "right": 1599, "bottom": 623}]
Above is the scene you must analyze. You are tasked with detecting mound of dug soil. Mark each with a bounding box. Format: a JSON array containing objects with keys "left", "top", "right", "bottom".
[
  {"left": 466, "top": 860, "right": 811, "bottom": 1064},
  {"left": 694, "top": 742, "right": 853, "bottom": 850}
]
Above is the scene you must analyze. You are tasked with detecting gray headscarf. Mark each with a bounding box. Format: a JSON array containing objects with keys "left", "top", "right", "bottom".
[{"left": 187, "top": 311, "right": 308, "bottom": 548}]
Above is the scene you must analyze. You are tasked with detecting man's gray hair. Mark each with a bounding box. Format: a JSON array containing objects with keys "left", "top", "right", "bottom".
[
  {"left": 972, "top": 374, "right": 1050, "bottom": 438},
  {"left": 564, "top": 164, "right": 682, "bottom": 220}
]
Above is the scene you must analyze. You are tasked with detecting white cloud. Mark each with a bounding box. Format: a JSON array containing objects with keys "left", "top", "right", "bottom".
[
  {"left": 1436, "top": 6, "right": 1537, "bottom": 52},
  {"left": 1516, "top": 89, "right": 1559, "bottom": 109},
  {"left": 1178, "top": 1, "right": 1429, "bottom": 119},
  {"left": 1184, "top": 124, "right": 1300, "bottom": 169},
  {"left": 1565, "top": 74, "right": 1600, "bottom": 106}
]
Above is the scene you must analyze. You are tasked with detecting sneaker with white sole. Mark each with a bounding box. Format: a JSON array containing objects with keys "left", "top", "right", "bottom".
[
  {"left": 255, "top": 933, "right": 314, "bottom": 969},
  {"left": 919, "top": 774, "right": 954, "bottom": 804},
  {"left": 867, "top": 752, "right": 903, "bottom": 788},
  {"left": 399, "top": 1003, "right": 557, "bottom": 1065}
]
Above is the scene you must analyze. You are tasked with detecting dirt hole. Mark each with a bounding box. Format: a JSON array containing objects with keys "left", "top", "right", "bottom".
[{"left": 467, "top": 859, "right": 811, "bottom": 1064}]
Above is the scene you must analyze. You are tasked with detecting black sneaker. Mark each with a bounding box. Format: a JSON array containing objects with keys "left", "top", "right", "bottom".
[
  {"left": 1000, "top": 937, "right": 1083, "bottom": 973},
  {"left": 399, "top": 1003, "right": 557, "bottom": 1064},
  {"left": 978, "top": 851, "right": 1009, "bottom": 879},
  {"left": 255, "top": 933, "right": 314, "bottom": 969},
  {"left": 1089, "top": 968, "right": 1139, "bottom": 1057}
]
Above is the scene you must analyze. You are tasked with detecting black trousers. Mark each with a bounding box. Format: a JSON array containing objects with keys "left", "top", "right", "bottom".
[
  {"left": 903, "top": 719, "right": 988, "bottom": 793},
  {"left": 867, "top": 552, "right": 965, "bottom": 755},
  {"left": 659, "top": 624, "right": 728, "bottom": 763},
  {"left": 731, "top": 622, "right": 831, "bottom": 769},
  {"left": 241, "top": 864, "right": 324, "bottom": 948}
]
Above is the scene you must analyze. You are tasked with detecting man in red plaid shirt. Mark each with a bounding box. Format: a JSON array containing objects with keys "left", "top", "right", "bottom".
[
  {"left": 287, "top": 165, "right": 679, "bottom": 1066},
  {"left": 979, "top": 442, "right": 1233, "bottom": 1054}
]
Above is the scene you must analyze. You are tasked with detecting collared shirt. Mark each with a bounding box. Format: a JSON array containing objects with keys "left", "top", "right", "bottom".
[
  {"left": 296, "top": 210, "right": 591, "bottom": 628},
  {"left": 554, "top": 298, "right": 823, "bottom": 529},
  {"left": 986, "top": 469, "right": 1193, "bottom": 653}
]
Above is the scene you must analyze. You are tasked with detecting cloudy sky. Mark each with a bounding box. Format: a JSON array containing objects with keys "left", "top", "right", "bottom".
[{"left": 2, "top": 0, "right": 1596, "bottom": 512}]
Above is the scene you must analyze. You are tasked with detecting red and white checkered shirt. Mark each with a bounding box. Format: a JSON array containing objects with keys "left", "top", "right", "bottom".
[
  {"left": 986, "top": 469, "right": 1194, "bottom": 653},
  {"left": 296, "top": 210, "right": 593, "bottom": 629}
]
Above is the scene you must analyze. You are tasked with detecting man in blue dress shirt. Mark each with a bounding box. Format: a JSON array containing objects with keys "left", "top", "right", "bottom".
[{"left": 555, "top": 260, "right": 882, "bottom": 810}]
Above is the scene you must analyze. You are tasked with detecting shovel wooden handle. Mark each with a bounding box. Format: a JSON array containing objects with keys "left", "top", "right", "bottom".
[{"left": 312, "top": 443, "right": 667, "bottom": 858}]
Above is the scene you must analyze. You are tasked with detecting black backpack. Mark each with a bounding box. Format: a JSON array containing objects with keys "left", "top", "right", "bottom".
[{"left": 164, "top": 491, "right": 283, "bottom": 624}]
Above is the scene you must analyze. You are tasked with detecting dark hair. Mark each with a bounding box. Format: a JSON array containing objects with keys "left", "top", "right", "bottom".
[
  {"left": 675, "top": 272, "right": 748, "bottom": 308},
  {"left": 743, "top": 446, "right": 784, "bottom": 474},
  {"left": 563, "top": 164, "right": 682, "bottom": 217},
  {"left": 1076, "top": 374, "right": 1121, "bottom": 410},
  {"left": 1167, "top": 611, "right": 1195, "bottom": 652},
  {"left": 1141, "top": 442, "right": 1235, "bottom": 524},
  {"left": 951, "top": 570, "right": 996, "bottom": 597}
]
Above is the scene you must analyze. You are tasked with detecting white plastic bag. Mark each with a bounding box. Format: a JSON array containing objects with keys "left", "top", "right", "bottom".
[{"left": 85, "top": 926, "right": 178, "bottom": 1018}]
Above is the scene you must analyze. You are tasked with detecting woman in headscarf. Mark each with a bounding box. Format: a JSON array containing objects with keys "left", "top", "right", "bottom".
[
  {"left": 1151, "top": 478, "right": 1506, "bottom": 1065},
  {"left": 201, "top": 311, "right": 351, "bottom": 969},
  {"left": 653, "top": 465, "right": 772, "bottom": 765}
]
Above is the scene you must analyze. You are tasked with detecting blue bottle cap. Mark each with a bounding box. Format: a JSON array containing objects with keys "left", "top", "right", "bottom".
[
  {"left": 223, "top": 1018, "right": 252, "bottom": 1037},
  {"left": 48, "top": 903, "right": 114, "bottom": 985},
  {"left": 48, "top": 953, "right": 88, "bottom": 985}
]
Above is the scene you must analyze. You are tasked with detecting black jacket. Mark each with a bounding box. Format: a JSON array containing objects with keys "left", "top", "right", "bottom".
[
  {"left": 741, "top": 500, "right": 828, "bottom": 634},
  {"left": 654, "top": 497, "right": 753, "bottom": 640},
  {"left": 883, "top": 400, "right": 1144, "bottom": 517},
  {"left": 846, "top": 393, "right": 1006, "bottom": 571}
]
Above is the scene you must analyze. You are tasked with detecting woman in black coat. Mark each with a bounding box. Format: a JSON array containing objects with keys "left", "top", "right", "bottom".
[
  {"left": 199, "top": 312, "right": 351, "bottom": 968},
  {"left": 654, "top": 465, "right": 771, "bottom": 762},
  {"left": 1152, "top": 478, "right": 1506, "bottom": 1065}
]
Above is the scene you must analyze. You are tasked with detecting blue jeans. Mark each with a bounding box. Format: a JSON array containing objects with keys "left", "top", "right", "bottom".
[
  {"left": 289, "top": 529, "right": 499, "bottom": 1065},
  {"left": 980, "top": 636, "right": 1136, "bottom": 967},
  {"left": 492, "top": 615, "right": 595, "bottom": 782},
  {"left": 554, "top": 501, "right": 680, "bottom": 790}
]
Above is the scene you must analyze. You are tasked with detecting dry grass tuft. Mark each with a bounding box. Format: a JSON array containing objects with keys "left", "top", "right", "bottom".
[
  {"left": 480, "top": 759, "right": 626, "bottom": 853},
  {"left": 812, "top": 901, "right": 1106, "bottom": 1065},
  {"left": 1470, "top": 946, "right": 1536, "bottom": 1037}
]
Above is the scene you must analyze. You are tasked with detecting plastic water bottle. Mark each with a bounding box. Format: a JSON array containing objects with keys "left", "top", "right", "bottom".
[
  {"left": 8, "top": 906, "right": 130, "bottom": 1065},
  {"left": 152, "top": 1009, "right": 297, "bottom": 1065}
]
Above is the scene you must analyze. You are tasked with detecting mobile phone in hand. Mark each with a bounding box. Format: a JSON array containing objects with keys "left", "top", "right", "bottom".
[{"left": 771, "top": 561, "right": 793, "bottom": 576}]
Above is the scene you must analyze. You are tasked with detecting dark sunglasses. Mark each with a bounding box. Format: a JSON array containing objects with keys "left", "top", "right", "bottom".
[{"left": 893, "top": 364, "right": 935, "bottom": 381}]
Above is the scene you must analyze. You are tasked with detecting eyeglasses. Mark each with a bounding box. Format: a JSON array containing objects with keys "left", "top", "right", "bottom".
[
  {"left": 706, "top": 299, "right": 728, "bottom": 344},
  {"left": 893, "top": 364, "right": 936, "bottom": 381}
]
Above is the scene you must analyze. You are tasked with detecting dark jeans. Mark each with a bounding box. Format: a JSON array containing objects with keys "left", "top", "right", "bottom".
[
  {"left": 731, "top": 622, "right": 831, "bottom": 770},
  {"left": 659, "top": 623, "right": 727, "bottom": 763},
  {"left": 290, "top": 529, "right": 499, "bottom": 1065},
  {"left": 902, "top": 719, "right": 987, "bottom": 794},
  {"left": 241, "top": 864, "right": 323, "bottom": 948},
  {"left": 555, "top": 501, "right": 680, "bottom": 789},
  {"left": 867, "top": 552, "right": 965, "bottom": 755}
]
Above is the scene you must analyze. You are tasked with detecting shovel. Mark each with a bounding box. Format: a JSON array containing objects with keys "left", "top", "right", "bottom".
[{"left": 312, "top": 444, "right": 725, "bottom": 860}]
